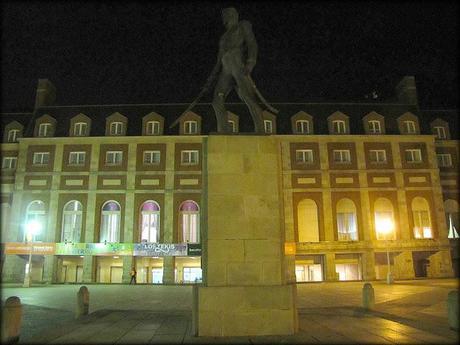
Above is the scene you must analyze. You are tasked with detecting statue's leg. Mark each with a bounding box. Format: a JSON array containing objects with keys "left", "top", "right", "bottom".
[
  {"left": 234, "top": 73, "right": 264, "bottom": 134},
  {"left": 212, "top": 72, "right": 233, "bottom": 133}
]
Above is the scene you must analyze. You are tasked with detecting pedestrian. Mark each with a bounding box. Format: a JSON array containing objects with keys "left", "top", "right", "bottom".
[{"left": 129, "top": 266, "right": 137, "bottom": 284}]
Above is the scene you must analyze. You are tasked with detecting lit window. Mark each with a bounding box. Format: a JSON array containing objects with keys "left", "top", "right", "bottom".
[
  {"left": 434, "top": 126, "right": 446, "bottom": 139},
  {"left": 369, "top": 150, "right": 387, "bottom": 163},
  {"left": 61, "top": 201, "right": 83, "bottom": 243},
  {"left": 184, "top": 121, "right": 198, "bottom": 134},
  {"left": 33, "top": 152, "right": 50, "bottom": 165},
  {"left": 332, "top": 120, "right": 346, "bottom": 134},
  {"left": 140, "top": 201, "right": 160, "bottom": 243},
  {"left": 412, "top": 197, "right": 432, "bottom": 239},
  {"left": 447, "top": 213, "right": 459, "bottom": 239},
  {"left": 405, "top": 149, "right": 422, "bottom": 163},
  {"left": 106, "top": 151, "right": 123, "bottom": 165},
  {"left": 143, "top": 150, "right": 161, "bottom": 165},
  {"left": 368, "top": 120, "right": 381, "bottom": 134},
  {"left": 38, "top": 123, "right": 52, "bottom": 137},
  {"left": 7, "top": 129, "right": 19, "bottom": 142},
  {"left": 110, "top": 122, "right": 123, "bottom": 135},
  {"left": 337, "top": 199, "right": 358, "bottom": 241},
  {"left": 183, "top": 267, "right": 202, "bottom": 283},
  {"left": 374, "top": 198, "right": 395, "bottom": 240},
  {"left": 24, "top": 200, "right": 45, "bottom": 242},
  {"left": 264, "top": 120, "right": 273, "bottom": 134},
  {"left": 296, "top": 120, "right": 310, "bottom": 134},
  {"left": 100, "top": 201, "right": 121, "bottom": 242},
  {"left": 68, "top": 151, "right": 86, "bottom": 165},
  {"left": 181, "top": 150, "right": 199, "bottom": 165},
  {"left": 146, "top": 121, "right": 160, "bottom": 135},
  {"left": 333, "top": 150, "right": 351, "bottom": 163},
  {"left": 2, "top": 157, "right": 17, "bottom": 170},
  {"left": 437, "top": 154, "right": 452, "bottom": 168},
  {"left": 180, "top": 200, "right": 199, "bottom": 243},
  {"left": 295, "top": 149, "right": 314, "bottom": 164},
  {"left": 74, "top": 122, "right": 87, "bottom": 136},
  {"left": 404, "top": 121, "right": 416, "bottom": 134},
  {"left": 228, "top": 120, "right": 237, "bottom": 133}
]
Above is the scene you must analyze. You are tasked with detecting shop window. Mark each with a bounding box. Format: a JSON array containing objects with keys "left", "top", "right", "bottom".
[
  {"left": 74, "top": 122, "right": 87, "bottom": 136},
  {"left": 179, "top": 200, "right": 199, "bottom": 243},
  {"left": 7, "top": 129, "right": 19, "bottom": 142},
  {"left": 405, "top": 149, "right": 422, "bottom": 163},
  {"left": 110, "top": 122, "right": 123, "bottom": 135},
  {"left": 146, "top": 121, "right": 160, "bottom": 135},
  {"left": 332, "top": 120, "right": 346, "bottom": 134},
  {"left": 374, "top": 198, "right": 396, "bottom": 240},
  {"left": 412, "top": 197, "right": 432, "bottom": 239},
  {"left": 445, "top": 199, "right": 459, "bottom": 239},
  {"left": 38, "top": 123, "right": 52, "bottom": 137},
  {"left": 295, "top": 149, "right": 314, "bottom": 164},
  {"left": 61, "top": 201, "right": 83, "bottom": 242},
  {"left": 333, "top": 149, "right": 351, "bottom": 163},
  {"left": 106, "top": 151, "right": 123, "bottom": 165},
  {"left": 368, "top": 120, "right": 381, "bottom": 134},
  {"left": 336, "top": 198, "right": 358, "bottom": 241},
  {"left": 100, "top": 201, "right": 121, "bottom": 242},
  {"left": 151, "top": 268, "right": 163, "bottom": 283},
  {"left": 297, "top": 199, "right": 319, "bottom": 242},
  {"left": 183, "top": 267, "right": 202, "bottom": 283},
  {"left": 33, "top": 152, "right": 50, "bottom": 165},
  {"left": 140, "top": 201, "right": 160, "bottom": 243},
  {"left": 2, "top": 157, "right": 17, "bottom": 170},
  {"left": 264, "top": 120, "right": 273, "bottom": 134},
  {"left": 369, "top": 149, "right": 387, "bottom": 164},
  {"left": 184, "top": 121, "right": 198, "bottom": 134},
  {"left": 296, "top": 120, "right": 310, "bottom": 134},
  {"left": 437, "top": 154, "right": 452, "bottom": 168},
  {"left": 68, "top": 151, "right": 86, "bottom": 165},
  {"left": 25, "top": 200, "right": 46, "bottom": 242}
]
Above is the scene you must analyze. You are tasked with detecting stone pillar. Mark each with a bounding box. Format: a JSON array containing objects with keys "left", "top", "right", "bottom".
[
  {"left": 163, "top": 257, "right": 176, "bottom": 284},
  {"left": 325, "top": 252, "right": 337, "bottom": 281},
  {"left": 82, "top": 256, "right": 95, "bottom": 283},
  {"left": 392, "top": 251, "right": 415, "bottom": 279},
  {"left": 1, "top": 256, "right": 25, "bottom": 283},
  {"left": 122, "top": 256, "right": 134, "bottom": 283},
  {"left": 197, "top": 136, "right": 297, "bottom": 336},
  {"left": 361, "top": 251, "right": 376, "bottom": 281},
  {"left": 42, "top": 255, "right": 58, "bottom": 283}
]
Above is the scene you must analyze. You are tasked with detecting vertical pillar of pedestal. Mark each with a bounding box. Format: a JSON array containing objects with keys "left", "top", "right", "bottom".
[
  {"left": 82, "top": 256, "right": 95, "bottom": 283},
  {"left": 427, "top": 250, "right": 454, "bottom": 278},
  {"left": 393, "top": 251, "right": 415, "bottom": 279},
  {"left": 197, "top": 136, "right": 297, "bottom": 337},
  {"left": 42, "top": 255, "right": 58, "bottom": 283},
  {"left": 361, "top": 251, "right": 376, "bottom": 281},
  {"left": 1, "top": 256, "right": 25, "bottom": 283},
  {"left": 122, "top": 256, "right": 134, "bottom": 283},
  {"left": 325, "top": 252, "right": 337, "bottom": 281}
]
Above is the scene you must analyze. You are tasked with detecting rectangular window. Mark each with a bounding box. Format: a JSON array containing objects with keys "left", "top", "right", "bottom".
[
  {"left": 296, "top": 120, "right": 310, "bottom": 134},
  {"left": 38, "top": 123, "right": 51, "bottom": 137},
  {"left": 404, "top": 121, "right": 416, "bottom": 134},
  {"left": 143, "top": 150, "right": 161, "bottom": 164},
  {"left": 68, "top": 151, "right": 86, "bottom": 165},
  {"left": 184, "top": 121, "right": 198, "bottom": 134},
  {"left": 105, "top": 151, "right": 123, "bottom": 165},
  {"left": 7, "top": 129, "right": 19, "bottom": 142},
  {"left": 74, "top": 123, "right": 87, "bottom": 136},
  {"left": 295, "top": 149, "right": 314, "bottom": 164},
  {"left": 333, "top": 120, "right": 346, "bottom": 134},
  {"left": 333, "top": 150, "right": 351, "bottom": 163},
  {"left": 228, "top": 120, "right": 237, "bottom": 133},
  {"left": 181, "top": 150, "right": 199, "bottom": 165},
  {"left": 405, "top": 149, "right": 422, "bottom": 163},
  {"left": 337, "top": 213, "right": 358, "bottom": 241},
  {"left": 434, "top": 126, "right": 446, "bottom": 139},
  {"left": 437, "top": 154, "right": 452, "bottom": 167},
  {"left": 183, "top": 267, "right": 202, "bottom": 283},
  {"left": 369, "top": 149, "right": 387, "bottom": 163},
  {"left": 110, "top": 122, "right": 123, "bottom": 135},
  {"left": 368, "top": 120, "right": 381, "bottom": 134},
  {"left": 413, "top": 210, "right": 432, "bottom": 239},
  {"left": 2, "top": 157, "right": 17, "bottom": 169},
  {"left": 264, "top": 120, "right": 273, "bottom": 134},
  {"left": 146, "top": 121, "right": 160, "bottom": 135},
  {"left": 32, "top": 152, "right": 50, "bottom": 165}
]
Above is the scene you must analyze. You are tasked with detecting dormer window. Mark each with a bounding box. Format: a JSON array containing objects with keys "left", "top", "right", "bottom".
[
  {"left": 228, "top": 120, "right": 237, "bottom": 133},
  {"left": 404, "top": 121, "right": 416, "bottom": 134},
  {"left": 264, "top": 120, "right": 273, "bottom": 134},
  {"left": 38, "top": 123, "right": 52, "bottom": 137},
  {"left": 332, "top": 120, "right": 346, "bottom": 134},
  {"left": 184, "top": 121, "right": 198, "bottom": 134},
  {"left": 74, "top": 122, "right": 87, "bottom": 136},
  {"left": 368, "top": 120, "right": 381, "bottom": 134},
  {"left": 434, "top": 126, "right": 446, "bottom": 140},
  {"left": 7, "top": 129, "right": 19, "bottom": 143},
  {"left": 110, "top": 122, "right": 123, "bottom": 135},
  {"left": 296, "top": 120, "right": 310, "bottom": 134},
  {"left": 146, "top": 121, "right": 160, "bottom": 135}
]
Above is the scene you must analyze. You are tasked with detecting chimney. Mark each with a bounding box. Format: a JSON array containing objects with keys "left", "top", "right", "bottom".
[
  {"left": 34, "top": 79, "right": 56, "bottom": 108},
  {"left": 395, "top": 76, "right": 418, "bottom": 105}
]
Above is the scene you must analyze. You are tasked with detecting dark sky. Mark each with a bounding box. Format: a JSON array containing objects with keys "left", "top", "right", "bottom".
[{"left": 1, "top": 0, "right": 458, "bottom": 112}]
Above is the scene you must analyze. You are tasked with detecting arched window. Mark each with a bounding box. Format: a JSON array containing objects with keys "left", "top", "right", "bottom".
[
  {"left": 412, "top": 197, "right": 432, "bottom": 239},
  {"left": 444, "top": 199, "right": 459, "bottom": 239},
  {"left": 140, "top": 201, "right": 160, "bottom": 242},
  {"left": 336, "top": 198, "right": 358, "bottom": 241},
  {"left": 374, "top": 198, "right": 395, "bottom": 240},
  {"left": 297, "top": 199, "right": 319, "bottom": 242},
  {"left": 100, "top": 201, "right": 121, "bottom": 242},
  {"left": 25, "top": 200, "right": 46, "bottom": 241},
  {"left": 179, "top": 200, "right": 199, "bottom": 243},
  {"left": 61, "top": 201, "right": 83, "bottom": 242}
]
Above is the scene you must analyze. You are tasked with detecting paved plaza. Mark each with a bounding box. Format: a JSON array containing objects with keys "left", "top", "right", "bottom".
[{"left": 2, "top": 279, "right": 459, "bottom": 344}]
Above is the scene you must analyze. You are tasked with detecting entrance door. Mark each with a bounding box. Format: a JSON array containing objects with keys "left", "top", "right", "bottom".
[
  {"left": 151, "top": 268, "right": 163, "bottom": 284},
  {"left": 76, "top": 266, "right": 83, "bottom": 283},
  {"left": 110, "top": 267, "right": 123, "bottom": 283}
]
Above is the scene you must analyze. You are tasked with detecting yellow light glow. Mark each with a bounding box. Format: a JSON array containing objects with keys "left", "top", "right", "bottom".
[
  {"left": 26, "top": 220, "right": 42, "bottom": 240},
  {"left": 376, "top": 218, "right": 394, "bottom": 235}
]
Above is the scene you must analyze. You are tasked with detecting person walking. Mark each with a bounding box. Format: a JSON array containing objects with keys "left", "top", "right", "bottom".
[{"left": 129, "top": 266, "right": 137, "bottom": 284}]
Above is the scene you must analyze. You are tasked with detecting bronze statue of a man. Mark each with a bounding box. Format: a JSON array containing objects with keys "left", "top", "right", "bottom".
[{"left": 211, "top": 7, "right": 265, "bottom": 133}]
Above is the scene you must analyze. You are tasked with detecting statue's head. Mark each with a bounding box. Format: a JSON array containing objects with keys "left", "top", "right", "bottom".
[{"left": 222, "top": 7, "right": 239, "bottom": 29}]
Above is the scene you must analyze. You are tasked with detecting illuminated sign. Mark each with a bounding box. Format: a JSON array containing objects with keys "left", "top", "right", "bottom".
[
  {"left": 133, "top": 243, "right": 187, "bottom": 257},
  {"left": 187, "top": 243, "right": 202, "bottom": 256},
  {"left": 4, "top": 242, "right": 55, "bottom": 255}
]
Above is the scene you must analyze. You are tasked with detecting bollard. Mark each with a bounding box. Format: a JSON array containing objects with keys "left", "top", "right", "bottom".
[
  {"left": 447, "top": 290, "right": 458, "bottom": 330},
  {"left": 362, "top": 282, "right": 375, "bottom": 310},
  {"left": 76, "top": 286, "right": 89, "bottom": 319},
  {"left": 1, "top": 296, "right": 23, "bottom": 344}
]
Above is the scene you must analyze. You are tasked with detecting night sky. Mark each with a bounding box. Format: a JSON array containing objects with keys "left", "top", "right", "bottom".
[{"left": 1, "top": 1, "right": 458, "bottom": 112}]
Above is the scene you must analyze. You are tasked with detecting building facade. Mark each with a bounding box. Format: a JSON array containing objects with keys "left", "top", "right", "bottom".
[{"left": 1, "top": 76, "right": 459, "bottom": 284}]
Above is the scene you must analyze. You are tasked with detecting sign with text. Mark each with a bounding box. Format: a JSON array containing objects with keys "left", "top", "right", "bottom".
[
  {"left": 4, "top": 242, "right": 56, "bottom": 255},
  {"left": 187, "top": 243, "right": 202, "bottom": 256},
  {"left": 55, "top": 243, "right": 133, "bottom": 256},
  {"left": 133, "top": 243, "right": 187, "bottom": 257}
]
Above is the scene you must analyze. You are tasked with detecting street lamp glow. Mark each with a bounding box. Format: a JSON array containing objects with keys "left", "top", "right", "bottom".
[
  {"left": 376, "top": 218, "right": 394, "bottom": 236},
  {"left": 26, "top": 220, "right": 42, "bottom": 238},
  {"left": 23, "top": 219, "right": 42, "bottom": 288}
]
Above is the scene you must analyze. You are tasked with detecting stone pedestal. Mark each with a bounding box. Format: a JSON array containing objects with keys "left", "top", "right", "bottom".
[{"left": 196, "top": 136, "right": 298, "bottom": 336}]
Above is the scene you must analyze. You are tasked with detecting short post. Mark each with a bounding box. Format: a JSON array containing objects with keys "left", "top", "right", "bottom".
[
  {"left": 447, "top": 290, "right": 458, "bottom": 330},
  {"left": 1, "top": 296, "right": 23, "bottom": 344},
  {"left": 362, "top": 283, "right": 375, "bottom": 310},
  {"left": 76, "top": 286, "right": 89, "bottom": 319}
]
